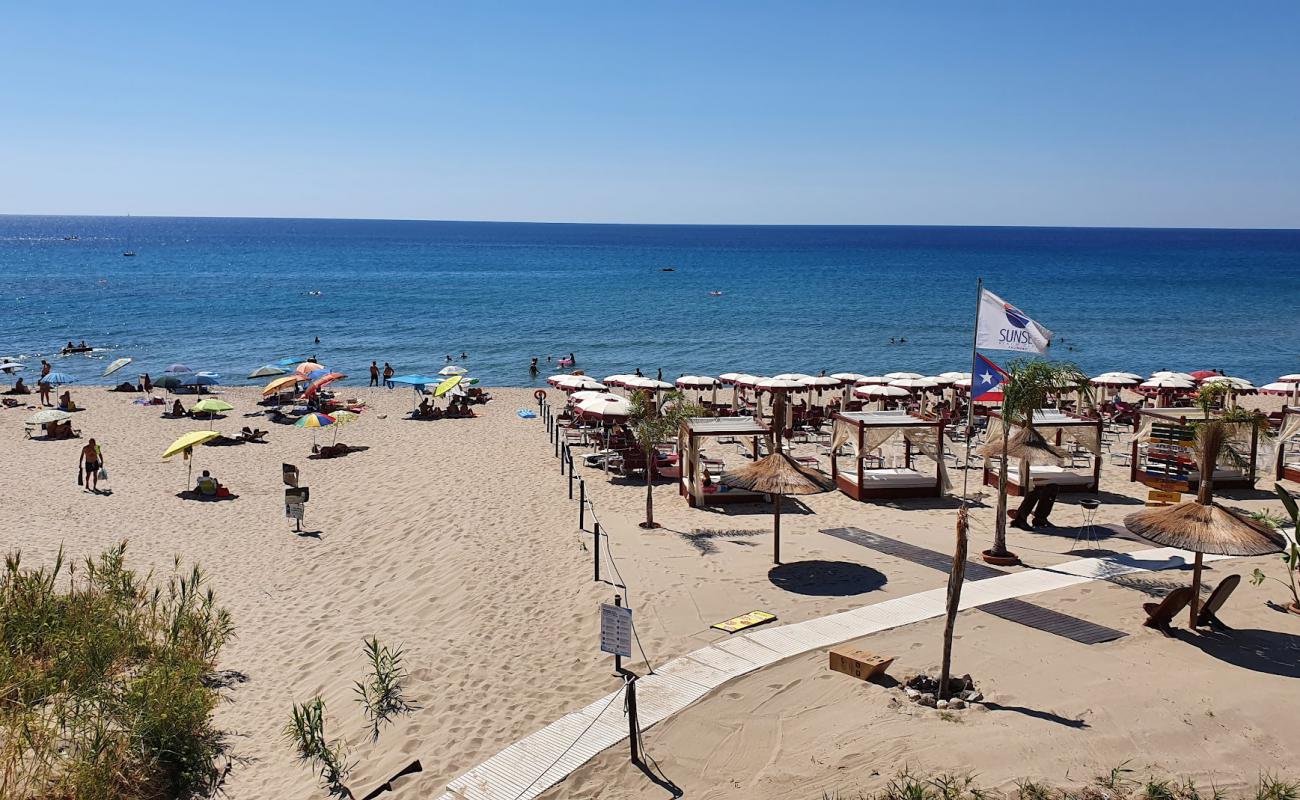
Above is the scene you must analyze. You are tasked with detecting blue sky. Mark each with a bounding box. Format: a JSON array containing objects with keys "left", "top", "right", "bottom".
[{"left": 3, "top": 2, "right": 1298, "bottom": 227}]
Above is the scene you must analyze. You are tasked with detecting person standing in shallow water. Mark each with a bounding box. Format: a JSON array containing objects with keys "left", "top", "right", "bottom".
[
  {"left": 369, "top": 361, "right": 380, "bottom": 387},
  {"left": 382, "top": 362, "right": 394, "bottom": 389},
  {"left": 529, "top": 358, "right": 539, "bottom": 376}
]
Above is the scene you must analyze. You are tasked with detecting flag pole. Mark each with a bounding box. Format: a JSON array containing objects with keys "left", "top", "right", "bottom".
[{"left": 960, "top": 277, "right": 983, "bottom": 502}]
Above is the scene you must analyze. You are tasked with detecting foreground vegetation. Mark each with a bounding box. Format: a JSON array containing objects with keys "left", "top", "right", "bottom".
[
  {"left": 0, "top": 543, "right": 234, "bottom": 799},
  {"left": 823, "top": 767, "right": 1300, "bottom": 800}
]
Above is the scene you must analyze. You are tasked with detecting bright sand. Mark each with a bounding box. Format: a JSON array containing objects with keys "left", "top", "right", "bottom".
[{"left": 3, "top": 387, "right": 1298, "bottom": 799}]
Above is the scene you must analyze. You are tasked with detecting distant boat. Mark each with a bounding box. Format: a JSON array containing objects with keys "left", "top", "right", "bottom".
[
  {"left": 63, "top": 235, "right": 79, "bottom": 241},
  {"left": 660, "top": 267, "right": 676, "bottom": 272},
  {"left": 123, "top": 213, "right": 136, "bottom": 256},
  {"left": 709, "top": 291, "right": 723, "bottom": 296}
]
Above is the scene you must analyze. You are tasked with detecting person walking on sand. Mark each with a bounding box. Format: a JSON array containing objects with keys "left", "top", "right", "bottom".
[
  {"left": 80, "top": 438, "right": 104, "bottom": 493},
  {"left": 369, "top": 361, "right": 380, "bottom": 387},
  {"left": 38, "top": 378, "right": 52, "bottom": 407},
  {"left": 382, "top": 362, "right": 394, "bottom": 389}
]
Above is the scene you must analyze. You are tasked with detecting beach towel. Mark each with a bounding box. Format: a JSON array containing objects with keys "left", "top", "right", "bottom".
[{"left": 517, "top": 409, "right": 537, "bottom": 419}]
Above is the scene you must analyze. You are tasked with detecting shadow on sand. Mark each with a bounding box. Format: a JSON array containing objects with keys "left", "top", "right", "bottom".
[
  {"left": 175, "top": 490, "right": 239, "bottom": 502},
  {"left": 1173, "top": 627, "right": 1300, "bottom": 678},
  {"left": 768, "top": 560, "right": 886, "bottom": 596}
]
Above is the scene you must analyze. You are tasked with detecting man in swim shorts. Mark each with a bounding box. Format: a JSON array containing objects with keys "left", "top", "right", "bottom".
[{"left": 80, "top": 438, "right": 104, "bottom": 492}]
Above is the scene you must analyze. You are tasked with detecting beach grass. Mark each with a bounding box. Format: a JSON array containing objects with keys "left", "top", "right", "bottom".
[
  {"left": 821, "top": 769, "right": 1300, "bottom": 800},
  {"left": 0, "top": 542, "right": 233, "bottom": 799}
]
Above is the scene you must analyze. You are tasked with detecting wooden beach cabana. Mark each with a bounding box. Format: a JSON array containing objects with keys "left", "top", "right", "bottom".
[
  {"left": 981, "top": 409, "right": 1103, "bottom": 496},
  {"left": 1276, "top": 406, "right": 1300, "bottom": 484},
  {"left": 677, "top": 417, "right": 774, "bottom": 507},
  {"left": 828, "top": 410, "right": 948, "bottom": 500},
  {"left": 1130, "top": 407, "right": 1260, "bottom": 491}
]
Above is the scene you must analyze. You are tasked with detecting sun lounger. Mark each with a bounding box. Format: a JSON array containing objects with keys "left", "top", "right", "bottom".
[
  {"left": 1195, "top": 574, "right": 1240, "bottom": 630},
  {"left": 1142, "top": 586, "right": 1195, "bottom": 636}
]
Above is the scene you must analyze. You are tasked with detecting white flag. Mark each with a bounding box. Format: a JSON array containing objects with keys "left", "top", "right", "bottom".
[{"left": 975, "top": 288, "right": 1053, "bottom": 355}]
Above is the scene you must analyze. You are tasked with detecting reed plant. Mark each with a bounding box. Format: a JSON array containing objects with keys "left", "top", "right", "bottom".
[{"left": 353, "top": 636, "right": 416, "bottom": 742}]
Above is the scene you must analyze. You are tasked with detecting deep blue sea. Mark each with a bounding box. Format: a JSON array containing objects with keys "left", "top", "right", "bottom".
[{"left": 2, "top": 216, "right": 1298, "bottom": 387}]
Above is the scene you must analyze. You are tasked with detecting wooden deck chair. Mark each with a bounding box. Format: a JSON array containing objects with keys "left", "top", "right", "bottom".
[
  {"left": 1195, "top": 574, "right": 1240, "bottom": 631},
  {"left": 1142, "top": 586, "right": 1195, "bottom": 636}
]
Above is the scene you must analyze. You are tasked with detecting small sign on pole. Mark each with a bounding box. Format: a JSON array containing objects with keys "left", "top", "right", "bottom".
[
  {"left": 600, "top": 602, "right": 633, "bottom": 658},
  {"left": 1146, "top": 489, "right": 1182, "bottom": 506}
]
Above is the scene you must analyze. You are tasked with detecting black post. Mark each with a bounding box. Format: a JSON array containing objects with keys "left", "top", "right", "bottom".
[
  {"left": 579, "top": 480, "right": 586, "bottom": 530},
  {"left": 594, "top": 522, "right": 601, "bottom": 582},
  {"left": 625, "top": 675, "right": 641, "bottom": 766},
  {"left": 568, "top": 467, "right": 574, "bottom": 499},
  {"left": 613, "top": 593, "right": 623, "bottom": 674}
]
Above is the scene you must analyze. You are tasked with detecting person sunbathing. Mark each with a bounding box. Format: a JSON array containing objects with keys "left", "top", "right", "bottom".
[
  {"left": 195, "top": 470, "right": 222, "bottom": 496},
  {"left": 170, "top": 399, "right": 185, "bottom": 418},
  {"left": 58, "top": 391, "right": 77, "bottom": 412},
  {"left": 5, "top": 378, "right": 28, "bottom": 395},
  {"left": 45, "top": 420, "right": 74, "bottom": 439},
  {"left": 240, "top": 427, "right": 267, "bottom": 442}
]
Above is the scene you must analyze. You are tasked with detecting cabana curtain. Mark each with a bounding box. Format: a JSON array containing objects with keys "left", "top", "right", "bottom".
[{"left": 903, "top": 428, "right": 952, "bottom": 493}]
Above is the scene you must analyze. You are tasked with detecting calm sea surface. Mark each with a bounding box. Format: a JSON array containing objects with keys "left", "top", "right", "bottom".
[{"left": 2, "top": 216, "right": 1298, "bottom": 387}]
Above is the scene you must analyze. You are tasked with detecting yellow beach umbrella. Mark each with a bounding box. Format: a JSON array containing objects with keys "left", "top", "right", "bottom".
[
  {"left": 434, "top": 376, "right": 462, "bottom": 397},
  {"left": 262, "top": 375, "right": 300, "bottom": 396},
  {"left": 163, "top": 430, "right": 221, "bottom": 489},
  {"left": 330, "top": 409, "right": 360, "bottom": 444},
  {"left": 192, "top": 398, "right": 233, "bottom": 415}
]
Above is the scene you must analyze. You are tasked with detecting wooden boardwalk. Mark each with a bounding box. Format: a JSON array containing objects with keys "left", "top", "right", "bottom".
[{"left": 437, "top": 547, "right": 1221, "bottom": 800}]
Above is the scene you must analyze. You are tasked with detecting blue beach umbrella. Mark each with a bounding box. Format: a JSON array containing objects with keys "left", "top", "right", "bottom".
[
  {"left": 183, "top": 373, "right": 220, "bottom": 388},
  {"left": 41, "top": 372, "right": 77, "bottom": 385},
  {"left": 276, "top": 356, "right": 309, "bottom": 367},
  {"left": 389, "top": 374, "right": 439, "bottom": 386},
  {"left": 306, "top": 369, "right": 331, "bottom": 381},
  {"left": 164, "top": 363, "right": 193, "bottom": 374}
]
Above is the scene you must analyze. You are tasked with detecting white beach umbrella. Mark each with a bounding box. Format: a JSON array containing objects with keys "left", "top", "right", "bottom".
[
  {"left": 1091, "top": 374, "right": 1139, "bottom": 386},
  {"left": 883, "top": 371, "right": 924, "bottom": 380},
  {"left": 1150, "top": 371, "right": 1195, "bottom": 381},
  {"left": 1277, "top": 374, "right": 1300, "bottom": 383},
  {"left": 1098, "top": 371, "right": 1143, "bottom": 381},
  {"left": 602, "top": 374, "right": 635, "bottom": 387},
  {"left": 755, "top": 378, "right": 807, "bottom": 392},
  {"left": 557, "top": 375, "right": 605, "bottom": 392},
  {"left": 926, "top": 375, "right": 956, "bottom": 386},
  {"left": 732, "top": 374, "right": 765, "bottom": 388},
  {"left": 27, "top": 409, "right": 73, "bottom": 425},
  {"left": 0, "top": 359, "right": 24, "bottom": 374},
  {"left": 1259, "top": 382, "right": 1297, "bottom": 396},
  {"left": 854, "top": 385, "right": 910, "bottom": 399},
  {"left": 770, "top": 373, "right": 814, "bottom": 382},
  {"left": 938, "top": 371, "right": 971, "bottom": 382},
  {"left": 799, "top": 376, "right": 842, "bottom": 388},
  {"left": 854, "top": 376, "right": 890, "bottom": 385},
  {"left": 102, "top": 357, "right": 133, "bottom": 377},
  {"left": 888, "top": 377, "right": 941, "bottom": 390},
  {"left": 1139, "top": 377, "right": 1195, "bottom": 390},
  {"left": 439, "top": 365, "right": 468, "bottom": 376},
  {"left": 717, "top": 372, "right": 748, "bottom": 384},
  {"left": 1200, "top": 376, "right": 1254, "bottom": 389},
  {"left": 675, "top": 375, "right": 720, "bottom": 388},
  {"left": 624, "top": 377, "right": 673, "bottom": 390},
  {"left": 830, "top": 372, "right": 869, "bottom": 383},
  {"left": 577, "top": 395, "right": 633, "bottom": 420},
  {"left": 570, "top": 389, "right": 611, "bottom": 403},
  {"left": 953, "top": 378, "right": 973, "bottom": 390}
]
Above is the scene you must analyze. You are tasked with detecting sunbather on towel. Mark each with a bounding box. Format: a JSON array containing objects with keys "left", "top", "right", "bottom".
[{"left": 195, "top": 470, "right": 221, "bottom": 496}]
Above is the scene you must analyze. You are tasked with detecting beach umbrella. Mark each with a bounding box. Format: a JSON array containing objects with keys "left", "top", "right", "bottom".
[
  {"left": 771, "top": 373, "right": 814, "bottom": 382},
  {"left": 1258, "top": 382, "right": 1298, "bottom": 398},
  {"left": 675, "top": 376, "right": 720, "bottom": 388},
  {"left": 0, "top": 359, "right": 23, "bottom": 374},
  {"left": 439, "top": 365, "right": 467, "bottom": 376},
  {"left": 262, "top": 375, "right": 301, "bottom": 396},
  {"left": 1200, "top": 376, "right": 1254, "bottom": 389},
  {"left": 1097, "top": 371, "right": 1142, "bottom": 381},
  {"left": 153, "top": 374, "right": 183, "bottom": 390},
  {"left": 830, "top": 372, "right": 869, "bottom": 383},
  {"left": 389, "top": 374, "right": 439, "bottom": 387},
  {"left": 295, "top": 362, "right": 326, "bottom": 377},
  {"left": 1278, "top": 374, "right": 1300, "bottom": 383},
  {"left": 275, "top": 356, "right": 310, "bottom": 367},
  {"left": 1139, "top": 377, "right": 1195, "bottom": 390},
  {"left": 799, "top": 376, "right": 842, "bottom": 388},
  {"left": 883, "top": 371, "right": 924, "bottom": 380},
  {"left": 102, "top": 357, "right": 132, "bottom": 377},
  {"left": 295, "top": 412, "right": 335, "bottom": 429},
  {"left": 1125, "top": 502, "right": 1284, "bottom": 627},
  {"left": 888, "top": 377, "right": 941, "bottom": 390},
  {"left": 248, "top": 364, "right": 288, "bottom": 379},
  {"left": 854, "top": 376, "right": 890, "bottom": 385},
  {"left": 577, "top": 394, "right": 633, "bottom": 420},
  {"left": 854, "top": 385, "right": 910, "bottom": 398},
  {"left": 1189, "top": 370, "right": 1219, "bottom": 380},
  {"left": 164, "top": 364, "right": 193, "bottom": 375},
  {"left": 719, "top": 393, "right": 833, "bottom": 564},
  {"left": 570, "top": 389, "right": 611, "bottom": 403},
  {"left": 182, "top": 373, "right": 220, "bottom": 392},
  {"left": 602, "top": 374, "right": 635, "bottom": 387},
  {"left": 1091, "top": 374, "right": 1138, "bottom": 386},
  {"left": 755, "top": 378, "right": 806, "bottom": 392},
  {"left": 1150, "top": 371, "right": 1196, "bottom": 382},
  {"left": 41, "top": 372, "right": 76, "bottom": 386},
  {"left": 434, "top": 376, "right": 462, "bottom": 397},
  {"left": 717, "top": 373, "right": 748, "bottom": 384},
  {"left": 163, "top": 430, "right": 221, "bottom": 488},
  {"left": 623, "top": 377, "right": 674, "bottom": 391},
  {"left": 329, "top": 409, "right": 360, "bottom": 444},
  {"left": 27, "top": 409, "right": 72, "bottom": 425},
  {"left": 191, "top": 398, "right": 233, "bottom": 417},
  {"left": 938, "top": 371, "right": 971, "bottom": 382},
  {"left": 559, "top": 375, "right": 608, "bottom": 392},
  {"left": 301, "top": 372, "right": 346, "bottom": 399},
  {"left": 305, "top": 368, "right": 331, "bottom": 381}
]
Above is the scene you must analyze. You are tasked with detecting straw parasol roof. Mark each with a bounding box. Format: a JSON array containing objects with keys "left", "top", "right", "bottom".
[
  {"left": 1124, "top": 503, "right": 1285, "bottom": 558},
  {"left": 976, "top": 424, "right": 1069, "bottom": 465},
  {"left": 720, "top": 452, "right": 835, "bottom": 496}
]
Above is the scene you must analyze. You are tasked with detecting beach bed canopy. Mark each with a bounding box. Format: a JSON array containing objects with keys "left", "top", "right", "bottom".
[
  {"left": 830, "top": 410, "right": 949, "bottom": 500},
  {"left": 1129, "top": 407, "right": 1263, "bottom": 491},
  {"left": 980, "top": 409, "right": 1103, "bottom": 495},
  {"left": 1274, "top": 406, "right": 1300, "bottom": 483}
]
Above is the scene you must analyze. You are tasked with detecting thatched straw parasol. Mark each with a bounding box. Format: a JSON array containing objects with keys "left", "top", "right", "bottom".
[
  {"left": 976, "top": 424, "right": 1068, "bottom": 464},
  {"left": 720, "top": 393, "right": 833, "bottom": 564},
  {"left": 1124, "top": 502, "right": 1284, "bottom": 627}
]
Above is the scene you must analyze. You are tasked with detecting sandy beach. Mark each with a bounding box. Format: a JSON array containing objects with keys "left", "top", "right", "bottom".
[{"left": 3, "top": 385, "right": 1298, "bottom": 799}]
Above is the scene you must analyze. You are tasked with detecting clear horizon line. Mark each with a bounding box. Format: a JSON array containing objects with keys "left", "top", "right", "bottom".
[{"left": 1, "top": 211, "right": 1298, "bottom": 233}]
